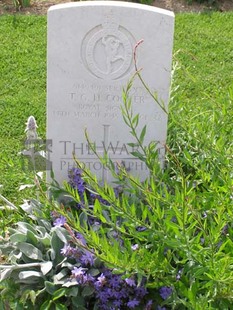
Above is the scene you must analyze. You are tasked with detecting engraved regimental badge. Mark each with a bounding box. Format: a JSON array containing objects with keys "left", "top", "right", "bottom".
[{"left": 81, "top": 15, "right": 136, "bottom": 80}]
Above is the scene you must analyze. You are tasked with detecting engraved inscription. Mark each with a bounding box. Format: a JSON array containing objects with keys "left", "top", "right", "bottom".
[{"left": 53, "top": 109, "right": 162, "bottom": 121}]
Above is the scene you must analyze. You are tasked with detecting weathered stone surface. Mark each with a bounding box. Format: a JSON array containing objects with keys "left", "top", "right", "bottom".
[{"left": 47, "top": 1, "right": 174, "bottom": 183}]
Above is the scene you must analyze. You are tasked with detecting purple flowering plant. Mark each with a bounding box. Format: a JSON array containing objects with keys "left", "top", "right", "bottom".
[
  {"left": 51, "top": 205, "right": 152, "bottom": 309},
  {"left": 50, "top": 166, "right": 172, "bottom": 309},
  {"left": 50, "top": 76, "right": 233, "bottom": 310},
  {"left": 0, "top": 197, "right": 153, "bottom": 309}
]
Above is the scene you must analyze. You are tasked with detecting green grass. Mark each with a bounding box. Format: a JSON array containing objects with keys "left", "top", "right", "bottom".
[
  {"left": 174, "top": 13, "right": 233, "bottom": 99},
  {"left": 0, "top": 12, "right": 232, "bottom": 221},
  {"left": 0, "top": 12, "right": 233, "bottom": 308},
  {"left": 0, "top": 15, "right": 47, "bottom": 206},
  {"left": 169, "top": 13, "right": 233, "bottom": 185}
]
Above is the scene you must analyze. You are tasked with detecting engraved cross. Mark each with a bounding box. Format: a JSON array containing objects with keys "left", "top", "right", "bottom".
[{"left": 90, "top": 124, "right": 122, "bottom": 180}]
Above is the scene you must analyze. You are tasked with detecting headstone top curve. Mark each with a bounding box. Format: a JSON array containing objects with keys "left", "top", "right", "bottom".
[{"left": 47, "top": 1, "right": 174, "bottom": 18}]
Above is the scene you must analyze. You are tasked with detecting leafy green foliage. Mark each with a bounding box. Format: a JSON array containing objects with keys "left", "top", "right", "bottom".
[{"left": 51, "top": 71, "right": 233, "bottom": 308}]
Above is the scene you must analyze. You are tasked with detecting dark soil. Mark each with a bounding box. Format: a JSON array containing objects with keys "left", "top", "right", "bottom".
[{"left": 0, "top": 0, "right": 233, "bottom": 15}]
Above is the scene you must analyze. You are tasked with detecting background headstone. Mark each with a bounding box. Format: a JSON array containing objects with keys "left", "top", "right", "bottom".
[{"left": 47, "top": 1, "right": 174, "bottom": 184}]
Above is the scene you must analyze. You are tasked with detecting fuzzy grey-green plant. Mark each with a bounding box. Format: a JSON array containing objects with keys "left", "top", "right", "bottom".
[{"left": 0, "top": 201, "right": 94, "bottom": 309}]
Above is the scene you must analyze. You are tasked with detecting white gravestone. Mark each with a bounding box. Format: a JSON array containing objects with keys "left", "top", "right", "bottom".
[{"left": 47, "top": 1, "right": 174, "bottom": 184}]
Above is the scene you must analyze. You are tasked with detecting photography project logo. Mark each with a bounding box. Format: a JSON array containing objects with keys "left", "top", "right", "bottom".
[
  {"left": 58, "top": 138, "right": 164, "bottom": 176},
  {"left": 20, "top": 139, "right": 52, "bottom": 172}
]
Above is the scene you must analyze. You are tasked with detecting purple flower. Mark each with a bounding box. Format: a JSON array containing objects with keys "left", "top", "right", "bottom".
[
  {"left": 159, "top": 286, "right": 172, "bottom": 300},
  {"left": 80, "top": 251, "right": 95, "bottom": 266},
  {"left": 84, "top": 274, "right": 95, "bottom": 284},
  {"left": 53, "top": 215, "right": 66, "bottom": 227},
  {"left": 131, "top": 244, "right": 139, "bottom": 251},
  {"left": 136, "top": 226, "right": 147, "bottom": 232},
  {"left": 145, "top": 300, "right": 153, "bottom": 310},
  {"left": 90, "top": 192, "right": 110, "bottom": 206},
  {"left": 202, "top": 211, "right": 207, "bottom": 218},
  {"left": 176, "top": 269, "right": 182, "bottom": 281},
  {"left": 171, "top": 216, "right": 177, "bottom": 223},
  {"left": 157, "top": 307, "right": 166, "bottom": 310},
  {"left": 71, "top": 267, "right": 87, "bottom": 284},
  {"left": 72, "top": 266, "right": 85, "bottom": 277},
  {"left": 93, "top": 269, "right": 148, "bottom": 309},
  {"left": 96, "top": 290, "right": 110, "bottom": 303},
  {"left": 118, "top": 288, "right": 128, "bottom": 299},
  {"left": 60, "top": 244, "right": 73, "bottom": 256},
  {"left": 76, "top": 233, "right": 86, "bottom": 246},
  {"left": 61, "top": 244, "right": 82, "bottom": 260},
  {"left": 127, "top": 299, "right": 140, "bottom": 308},
  {"left": 135, "top": 286, "right": 147, "bottom": 298},
  {"left": 113, "top": 299, "right": 123, "bottom": 307},
  {"left": 68, "top": 168, "right": 85, "bottom": 195},
  {"left": 96, "top": 273, "right": 107, "bottom": 287},
  {"left": 108, "top": 274, "right": 123, "bottom": 289},
  {"left": 222, "top": 224, "right": 228, "bottom": 235},
  {"left": 125, "top": 278, "right": 136, "bottom": 287}
]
